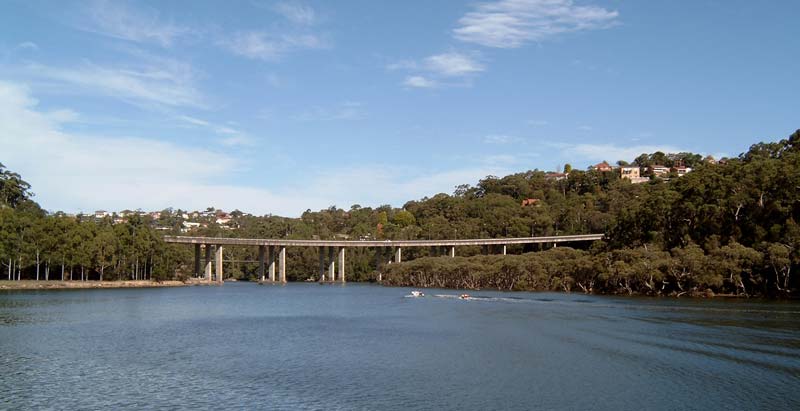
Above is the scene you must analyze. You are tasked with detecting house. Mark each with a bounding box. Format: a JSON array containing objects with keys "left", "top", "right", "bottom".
[
  {"left": 619, "top": 166, "right": 648, "bottom": 184},
  {"left": 181, "top": 221, "right": 201, "bottom": 233},
  {"left": 545, "top": 172, "right": 568, "bottom": 181},
  {"left": 94, "top": 210, "right": 110, "bottom": 219},
  {"left": 619, "top": 166, "right": 641, "bottom": 179},
  {"left": 672, "top": 166, "right": 692, "bottom": 176},
  {"left": 649, "top": 165, "right": 671, "bottom": 177},
  {"left": 521, "top": 198, "right": 540, "bottom": 207},
  {"left": 150, "top": 211, "right": 161, "bottom": 219},
  {"left": 591, "top": 161, "right": 613, "bottom": 172}
]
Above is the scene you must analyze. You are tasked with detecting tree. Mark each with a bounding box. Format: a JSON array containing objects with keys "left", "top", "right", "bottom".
[{"left": 0, "top": 162, "right": 33, "bottom": 208}]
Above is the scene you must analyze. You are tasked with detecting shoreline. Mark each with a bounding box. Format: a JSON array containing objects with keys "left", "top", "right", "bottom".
[{"left": 0, "top": 280, "right": 190, "bottom": 290}]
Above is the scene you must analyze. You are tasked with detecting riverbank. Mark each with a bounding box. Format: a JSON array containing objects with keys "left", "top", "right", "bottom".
[{"left": 0, "top": 280, "right": 189, "bottom": 290}]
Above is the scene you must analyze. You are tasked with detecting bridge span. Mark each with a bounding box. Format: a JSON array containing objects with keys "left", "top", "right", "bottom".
[{"left": 164, "top": 234, "right": 604, "bottom": 284}]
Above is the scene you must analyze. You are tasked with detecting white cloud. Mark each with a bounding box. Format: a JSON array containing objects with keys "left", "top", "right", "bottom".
[
  {"left": 292, "top": 101, "right": 364, "bottom": 121},
  {"left": 23, "top": 59, "right": 203, "bottom": 108},
  {"left": 16, "top": 41, "right": 39, "bottom": 51},
  {"left": 577, "top": 125, "right": 592, "bottom": 131},
  {"left": 274, "top": 2, "right": 317, "bottom": 25},
  {"left": 177, "top": 115, "right": 210, "bottom": 127},
  {"left": 81, "top": 0, "right": 190, "bottom": 47},
  {"left": 219, "top": 31, "right": 326, "bottom": 61},
  {"left": 176, "top": 115, "right": 253, "bottom": 145},
  {"left": 403, "top": 76, "right": 437, "bottom": 88},
  {"left": 424, "top": 52, "right": 484, "bottom": 76},
  {"left": 527, "top": 119, "right": 548, "bottom": 126},
  {"left": 0, "top": 82, "right": 516, "bottom": 217},
  {"left": 392, "top": 52, "right": 483, "bottom": 88},
  {"left": 483, "top": 134, "right": 522, "bottom": 144},
  {"left": 391, "top": 52, "right": 483, "bottom": 77},
  {"left": 453, "top": 0, "right": 619, "bottom": 48},
  {"left": 46, "top": 109, "right": 80, "bottom": 123}
]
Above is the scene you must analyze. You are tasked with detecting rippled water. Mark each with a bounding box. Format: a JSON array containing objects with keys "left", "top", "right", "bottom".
[{"left": 1, "top": 283, "right": 798, "bottom": 410}]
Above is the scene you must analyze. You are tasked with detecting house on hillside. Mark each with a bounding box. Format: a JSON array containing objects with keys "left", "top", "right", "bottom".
[
  {"left": 619, "top": 166, "right": 648, "bottom": 184},
  {"left": 545, "top": 172, "right": 568, "bottom": 181},
  {"left": 590, "top": 161, "right": 613, "bottom": 172},
  {"left": 672, "top": 165, "right": 692, "bottom": 176},
  {"left": 649, "top": 165, "right": 671, "bottom": 177}
]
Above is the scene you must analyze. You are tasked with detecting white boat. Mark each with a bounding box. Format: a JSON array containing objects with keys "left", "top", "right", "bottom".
[{"left": 410, "top": 290, "right": 425, "bottom": 297}]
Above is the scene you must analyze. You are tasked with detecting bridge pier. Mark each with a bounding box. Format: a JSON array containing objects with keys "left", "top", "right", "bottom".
[
  {"left": 268, "top": 246, "right": 276, "bottom": 281},
  {"left": 502, "top": 244, "right": 507, "bottom": 255},
  {"left": 318, "top": 246, "right": 325, "bottom": 281},
  {"left": 215, "top": 245, "right": 223, "bottom": 284},
  {"left": 204, "top": 245, "right": 212, "bottom": 283},
  {"left": 328, "top": 246, "right": 335, "bottom": 282},
  {"left": 258, "top": 245, "right": 266, "bottom": 281},
  {"left": 338, "top": 247, "right": 345, "bottom": 283},
  {"left": 449, "top": 246, "right": 455, "bottom": 258},
  {"left": 194, "top": 244, "right": 201, "bottom": 278},
  {"left": 279, "top": 247, "right": 286, "bottom": 283},
  {"left": 394, "top": 247, "right": 402, "bottom": 263}
]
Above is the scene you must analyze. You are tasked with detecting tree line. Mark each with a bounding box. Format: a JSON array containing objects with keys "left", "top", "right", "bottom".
[
  {"left": 386, "top": 130, "right": 800, "bottom": 297},
  {"left": 0, "top": 163, "right": 185, "bottom": 282},
  {"left": 2, "top": 130, "right": 799, "bottom": 296}
]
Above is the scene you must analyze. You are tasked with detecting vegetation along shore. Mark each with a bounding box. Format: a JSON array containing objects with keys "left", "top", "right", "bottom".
[
  {"left": 2, "top": 130, "right": 799, "bottom": 298},
  {"left": 0, "top": 280, "right": 188, "bottom": 291}
]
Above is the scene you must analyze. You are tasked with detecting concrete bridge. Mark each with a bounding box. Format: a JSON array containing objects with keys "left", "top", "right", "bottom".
[{"left": 164, "top": 234, "right": 605, "bottom": 284}]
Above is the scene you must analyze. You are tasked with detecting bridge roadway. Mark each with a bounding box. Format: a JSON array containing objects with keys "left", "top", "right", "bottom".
[{"left": 164, "top": 234, "right": 604, "bottom": 285}]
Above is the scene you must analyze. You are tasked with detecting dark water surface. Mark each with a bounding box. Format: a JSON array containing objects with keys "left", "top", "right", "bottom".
[{"left": 1, "top": 283, "right": 798, "bottom": 410}]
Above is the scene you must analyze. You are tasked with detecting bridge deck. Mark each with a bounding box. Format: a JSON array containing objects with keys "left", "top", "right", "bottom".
[{"left": 163, "top": 234, "right": 604, "bottom": 247}]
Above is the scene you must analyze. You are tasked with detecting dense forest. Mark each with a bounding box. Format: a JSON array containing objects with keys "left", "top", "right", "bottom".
[{"left": 1, "top": 130, "right": 799, "bottom": 297}]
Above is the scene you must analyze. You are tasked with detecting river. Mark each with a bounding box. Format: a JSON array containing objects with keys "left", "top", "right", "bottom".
[{"left": 1, "top": 283, "right": 798, "bottom": 410}]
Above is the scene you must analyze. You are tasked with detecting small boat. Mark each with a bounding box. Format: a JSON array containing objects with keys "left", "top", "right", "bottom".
[
  {"left": 410, "top": 290, "right": 425, "bottom": 297},
  {"left": 459, "top": 293, "right": 470, "bottom": 300}
]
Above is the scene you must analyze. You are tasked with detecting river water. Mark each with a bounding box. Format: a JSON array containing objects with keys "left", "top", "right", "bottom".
[{"left": 1, "top": 283, "right": 798, "bottom": 410}]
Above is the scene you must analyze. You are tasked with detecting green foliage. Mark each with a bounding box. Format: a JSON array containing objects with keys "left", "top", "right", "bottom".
[{"left": 2, "top": 129, "right": 800, "bottom": 296}]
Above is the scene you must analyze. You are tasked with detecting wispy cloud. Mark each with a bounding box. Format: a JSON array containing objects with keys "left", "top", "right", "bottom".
[
  {"left": 176, "top": 115, "right": 253, "bottom": 146},
  {"left": 80, "top": 0, "right": 191, "bottom": 47},
  {"left": 453, "top": 0, "right": 619, "bottom": 48},
  {"left": 483, "top": 134, "right": 522, "bottom": 144},
  {"left": 15, "top": 41, "right": 39, "bottom": 51},
  {"left": 392, "top": 52, "right": 484, "bottom": 88},
  {"left": 273, "top": 2, "right": 317, "bottom": 25},
  {"left": 0, "top": 81, "right": 511, "bottom": 216},
  {"left": 219, "top": 31, "right": 327, "bottom": 61},
  {"left": 22, "top": 58, "right": 204, "bottom": 109},
  {"left": 219, "top": 2, "right": 327, "bottom": 61},
  {"left": 527, "top": 119, "right": 548, "bottom": 126},
  {"left": 403, "top": 76, "right": 437, "bottom": 88},
  {"left": 424, "top": 52, "right": 485, "bottom": 76},
  {"left": 292, "top": 101, "right": 364, "bottom": 121},
  {"left": 391, "top": 52, "right": 484, "bottom": 76},
  {"left": 177, "top": 115, "right": 210, "bottom": 127}
]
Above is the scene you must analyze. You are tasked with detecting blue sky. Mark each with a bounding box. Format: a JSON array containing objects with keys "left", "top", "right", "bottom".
[{"left": 1, "top": 0, "right": 798, "bottom": 216}]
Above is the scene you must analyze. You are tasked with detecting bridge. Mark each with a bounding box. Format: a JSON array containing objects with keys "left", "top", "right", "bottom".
[{"left": 164, "top": 234, "right": 605, "bottom": 284}]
